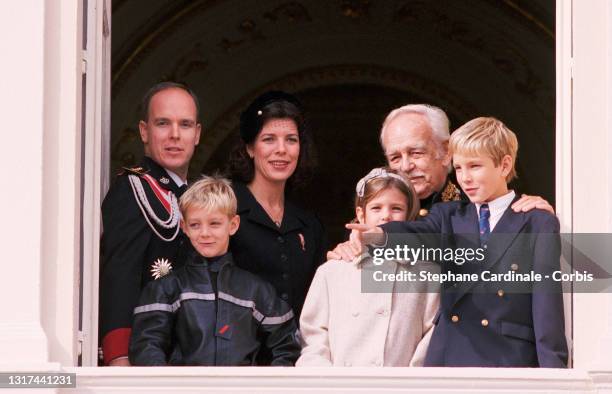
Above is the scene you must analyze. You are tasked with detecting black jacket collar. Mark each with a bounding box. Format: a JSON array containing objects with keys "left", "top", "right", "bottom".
[
  {"left": 184, "top": 241, "right": 233, "bottom": 271},
  {"left": 420, "top": 176, "right": 465, "bottom": 210},
  {"left": 233, "top": 181, "right": 308, "bottom": 234},
  {"left": 141, "top": 156, "right": 184, "bottom": 196}
]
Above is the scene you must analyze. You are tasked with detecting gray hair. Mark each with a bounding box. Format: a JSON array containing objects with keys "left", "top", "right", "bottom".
[{"left": 380, "top": 104, "right": 450, "bottom": 155}]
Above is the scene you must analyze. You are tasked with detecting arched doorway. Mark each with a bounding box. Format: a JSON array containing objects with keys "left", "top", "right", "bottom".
[{"left": 111, "top": 0, "right": 554, "bottom": 244}]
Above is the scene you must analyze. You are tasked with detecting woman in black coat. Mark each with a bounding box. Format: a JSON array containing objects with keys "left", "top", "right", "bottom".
[{"left": 228, "top": 91, "right": 326, "bottom": 321}]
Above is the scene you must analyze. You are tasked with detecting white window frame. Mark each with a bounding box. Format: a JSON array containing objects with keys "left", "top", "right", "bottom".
[
  {"left": 80, "top": 0, "right": 111, "bottom": 366},
  {"left": 71, "top": 0, "right": 612, "bottom": 387}
]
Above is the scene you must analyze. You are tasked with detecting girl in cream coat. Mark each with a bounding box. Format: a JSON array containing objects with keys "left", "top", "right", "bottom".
[{"left": 297, "top": 168, "right": 439, "bottom": 367}]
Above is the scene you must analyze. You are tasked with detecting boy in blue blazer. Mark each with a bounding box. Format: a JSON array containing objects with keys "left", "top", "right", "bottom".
[{"left": 349, "top": 117, "right": 568, "bottom": 367}]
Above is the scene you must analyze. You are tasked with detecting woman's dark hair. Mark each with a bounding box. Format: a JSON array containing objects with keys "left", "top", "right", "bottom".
[{"left": 228, "top": 94, "right": 316, "bottom": 190}]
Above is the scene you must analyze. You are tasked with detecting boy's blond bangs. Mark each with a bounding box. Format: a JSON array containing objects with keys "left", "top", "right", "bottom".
[
  {"left": 179, "top": 175, "right": 237, "bottom": 218},
  {"left": 449, "top": 117, "right": 518, "bottom": 182}
]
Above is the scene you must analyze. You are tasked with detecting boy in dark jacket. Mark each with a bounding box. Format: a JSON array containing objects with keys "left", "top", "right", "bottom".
[{"left": 129, "top": 176, "right": 300, "bottom": 366}]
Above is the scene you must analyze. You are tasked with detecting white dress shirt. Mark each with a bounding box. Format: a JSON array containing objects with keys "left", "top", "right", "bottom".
[
  {"left": 165, "top": 169, "right": 187, "bottom": 188},
  {"left": 475, "top": 190, "right": 516, "bottom": 231}
]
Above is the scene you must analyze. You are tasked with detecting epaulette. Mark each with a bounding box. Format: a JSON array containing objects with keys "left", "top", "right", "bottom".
[{"left": 118, "top": 166, "right": 147, "bottom": 176}]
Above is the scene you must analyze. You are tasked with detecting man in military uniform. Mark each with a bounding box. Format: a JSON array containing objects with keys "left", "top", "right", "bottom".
[
  {"left": 380, "top": 104, "right": 463, "bottom": 214},
  {"left": 99, "top": 81, "right": 202, "bottom": 366},
  {"left": 329, "top": 103, "right": 553, "bottom": 259}
]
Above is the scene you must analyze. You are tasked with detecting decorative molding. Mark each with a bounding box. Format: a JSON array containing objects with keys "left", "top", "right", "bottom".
[
  {"left": 263, "top": 2, "right": 312, "bottom": 23},
  {"left": 218, "top": 19, "right": 266, "bottom": 53},
  {"left": 112, "top": 1, "right": 315, "bottom": 95},
  {"left": 111, "top": 63, "right": 480, "bottom": 176},
  {"left": 391, "top": 4, "right": 552, "bottom": 104},
  {"left": 112, "top": 0, "right": 219, "bottom": 98},
  {"left": 340, "top": 0, "right": 371, "bottom": 19},
  {"left": 111, "top": 62, "right": 486, "bottom": 175},
  {"left": 111, "top": 1, "right": 553, "bottom": 100},
  {"left": 187, "top": 64, "right": 478, "bottom": 174},
  {"left": 499, "top": 0, "right": 554, "bottom": 40},
  {"left": 168, "top": 42, "right": 209, "bottom": 81}
]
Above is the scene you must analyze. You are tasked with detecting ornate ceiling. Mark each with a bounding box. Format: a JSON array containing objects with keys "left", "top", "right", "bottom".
[{"left": 111, "top": 0, "right": 555, "bottom": 242}]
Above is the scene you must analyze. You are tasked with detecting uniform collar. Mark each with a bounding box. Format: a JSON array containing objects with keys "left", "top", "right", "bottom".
[
  {"left": 233, "top": 182, "right": 309, "bottom": 234},
  {"left": 185, "top": 243, "right": 233, "bottom": 271},
  {"left": 142, "top": 156, "right": 184, "bottom": 195},
  {"left": 202, "top": 252, "right": 232, "bottom": 273},
  {"left": 420, "top": 176, "right": 464, "bottom": 210},
  {"left": 165, "top": 168, "right": 187, "bottom": 188}
]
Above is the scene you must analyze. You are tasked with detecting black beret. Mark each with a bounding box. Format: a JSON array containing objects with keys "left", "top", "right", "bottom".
[{"left": 239, "top": 90, "right": 302, "bottom": 143}]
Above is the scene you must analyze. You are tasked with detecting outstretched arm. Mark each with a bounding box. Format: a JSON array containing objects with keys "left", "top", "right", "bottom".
[{"left": 327, "top": 204, "right": 447, "bottom": 262}]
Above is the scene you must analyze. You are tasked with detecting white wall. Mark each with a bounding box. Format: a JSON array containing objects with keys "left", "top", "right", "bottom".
[
  {"left": 570, "top": 0, "right": 612, "bottom": 369},
  {"left": 0, "top": 0, "right": 82, "bottom": 369},
  {"left": 0, "top": 0, "right": 50, "bottom": 367},
  {"left": 41, "top": 0, "right": 82, "bottom": 366}
]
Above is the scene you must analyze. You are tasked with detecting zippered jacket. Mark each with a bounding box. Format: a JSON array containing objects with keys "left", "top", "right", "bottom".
[{"left": 129, "top": 248, "right": 300, "bottom": 366}]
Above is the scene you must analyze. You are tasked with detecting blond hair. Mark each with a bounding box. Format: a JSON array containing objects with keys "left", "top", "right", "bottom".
[
  {"left": 354, "top": 168, "right": 420, "bottom": 221},
  {"left": 179, "top": 175, "right": 237, "bottom": 218},
  {"left": 449, "top": 117, "right": 518, "bottom": 182}
]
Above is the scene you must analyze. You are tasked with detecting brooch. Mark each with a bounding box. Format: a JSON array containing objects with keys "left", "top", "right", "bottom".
[{"left": 150, "top": 258, "right": 173, "bottom": 279}]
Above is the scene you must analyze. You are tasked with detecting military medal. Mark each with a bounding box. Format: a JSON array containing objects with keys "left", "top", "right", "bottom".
[
  {"left": 159, "top": 176, "right": 170, "bottom": 185},
  {"left": 151, "top": 258, "right": 173, "bottom": 279}
]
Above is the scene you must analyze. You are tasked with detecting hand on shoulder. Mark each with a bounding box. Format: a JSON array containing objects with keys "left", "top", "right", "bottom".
[{"left": 511, "top": 194, "right": 555, "bottom": 215}]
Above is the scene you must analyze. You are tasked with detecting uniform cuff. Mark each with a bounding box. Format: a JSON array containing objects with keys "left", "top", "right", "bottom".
[{"left": 102, "top": 328, "right": 131, "bottom": 365}]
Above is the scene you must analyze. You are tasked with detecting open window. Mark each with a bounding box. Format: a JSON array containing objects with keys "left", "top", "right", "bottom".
[{"left": 73, "top": 0, "right": 612, "bottom": 378}]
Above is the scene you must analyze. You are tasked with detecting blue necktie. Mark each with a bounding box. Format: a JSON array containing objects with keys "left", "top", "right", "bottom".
[{"left": 479, "top": 204, "right": 490, "bottom": 244}]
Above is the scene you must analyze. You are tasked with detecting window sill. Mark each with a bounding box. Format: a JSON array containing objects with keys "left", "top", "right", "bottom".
[{"left": 61, "top": 367, "right": 609, "bottom": 393}]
